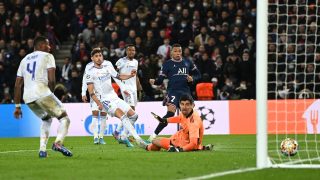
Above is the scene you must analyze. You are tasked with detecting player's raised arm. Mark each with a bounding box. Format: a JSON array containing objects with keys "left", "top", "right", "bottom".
[{"left": 113, "top": 67, "right": 136, "bottom": 80}]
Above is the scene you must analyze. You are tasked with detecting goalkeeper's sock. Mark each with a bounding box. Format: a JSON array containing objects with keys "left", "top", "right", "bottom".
[
  {"left": 55, "top": 116, "right": 70, "bottom": 144},
  {"left": 40, "top": 119, "right": 52, "bottom": 151},
  {"left": 154, "top": 111, "right": 175, "bottom": 135},
  {"left": 99, "top": 116, "right": 107, "bottom": 138}
]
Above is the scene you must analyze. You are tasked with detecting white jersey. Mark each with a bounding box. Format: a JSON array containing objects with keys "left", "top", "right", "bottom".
[
  {"left": 115, "top": 57, "right": 138, "bottom": 91},
  {"left": 82, "top": 60, "right": 126, "bottom": 96},
  {"left": 86, "top": 63, "right": 119, "bottom": 101},
  {"left": 17, "top": 51, "right": 55, "bottom": 103},
  {"left": 81, "top": 61, "right": 112, "bottom": 96}
]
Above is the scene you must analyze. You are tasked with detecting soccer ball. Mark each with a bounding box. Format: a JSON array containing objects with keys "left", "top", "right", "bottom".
[{"left": 280, "top": 138, "right": 298, "bottom": 156}]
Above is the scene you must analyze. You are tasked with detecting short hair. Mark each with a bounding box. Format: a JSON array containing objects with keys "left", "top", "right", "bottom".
[
  {"left": 125, "top": 44, "right": 135, "bottom": 50},
  {"left": 179, "top": 94, "right": 194, "bottom": 104},
  {"left": 91, "top": 48, "right": 102, "bottom": 57},
  {"left": 33, "top": 36, "right": 47, "bottom": 49},
  {"left": 172, "top": 43, "right": 182, "bottom": 48}
]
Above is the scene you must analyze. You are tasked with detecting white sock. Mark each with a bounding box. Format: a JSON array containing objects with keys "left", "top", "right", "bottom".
[
  {"left": 91, "top": 116, "right": 99, "bottom": 139},
  {"left": 116, "top": 122, "right": 123, "bottom": 133},
  {"left": 121, "top": 115, "right": 142, "bottom": 141},
  {"left": 99, "top": 116, "right": 107, "bottom": 138},
  {"left": 121, "top": 113, "right": 138, "bottom": 139},
  {"left": 40, "top": 119, "right": 52, "bottom": 151},
  {"left": 55, "top": 116, "right": 70, "bottom": 144},
  {"left": 148, "top": 133, "right": 157, "bottom": 141},
  {"left": 120, "top": 128, "right": 129, "bottom": 140}
]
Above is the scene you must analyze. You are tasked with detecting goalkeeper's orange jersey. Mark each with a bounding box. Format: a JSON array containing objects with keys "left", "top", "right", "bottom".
[{"left": 168, "top": 110, "right": 204, "bottom": 150}]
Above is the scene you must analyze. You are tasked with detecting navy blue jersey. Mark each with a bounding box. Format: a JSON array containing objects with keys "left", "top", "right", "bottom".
[{"left": 154, "top": 58, "right": 201, "bottom": 94}]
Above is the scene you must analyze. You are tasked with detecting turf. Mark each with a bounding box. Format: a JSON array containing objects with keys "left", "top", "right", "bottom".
[{"left": 0, "top": 135, "right": 319, "bottom": 180}]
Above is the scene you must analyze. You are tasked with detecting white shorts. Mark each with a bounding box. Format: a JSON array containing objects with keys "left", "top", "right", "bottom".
[
  {"left": 101, "top": 97, "right": 131, "bottom": 117},
  {"left": 121, "top": 90, "right": 137, "bottom": 107},
  {"left": 90, "top": 98, "right": 107, "bottom": 113},
  {"left": 27, "top": 94, "right": 66, "bottom": 119}
]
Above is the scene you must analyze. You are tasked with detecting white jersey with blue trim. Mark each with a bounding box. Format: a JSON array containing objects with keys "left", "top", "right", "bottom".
[
  {"left": 86, "top": 63, "right": 119, "bottom": 101},
  {"left": 81, "top": 60, "right": 112, "bottom": 96},
  {"left": 115, "top": 57, "right": 138, "bottom": 91},
  {"left": 16, "top": 51, "right": 55, "bottom": 103}
]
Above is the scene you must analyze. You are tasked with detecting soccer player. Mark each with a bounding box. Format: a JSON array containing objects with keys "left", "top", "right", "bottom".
[
  {"left": 146, "top": 94, "right": 213, "bottom": 152},
  {"left": 148, "top": 43, "right": 201, "bottom": 142},
  {"left": 112, "top": 44, "right": 143, "bottom": 146},
  {"left": 86, "top": 48, "right": 147, "bottom": 148},
  {"left": 13, "top": 36, "right": 72, "bottom": 158},
  {"left": 81, "top": 57, "right": 111, "bottom": 145}
]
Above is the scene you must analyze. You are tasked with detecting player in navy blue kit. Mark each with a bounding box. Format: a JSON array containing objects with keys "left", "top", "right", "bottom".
[{"left": 148, "top": 43, "right": 201, "bottom": 142}]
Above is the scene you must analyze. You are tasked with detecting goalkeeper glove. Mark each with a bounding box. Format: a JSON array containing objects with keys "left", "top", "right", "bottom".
[
  {"left": 167, "top": 145, "right": 183, "bottom": 152},
  {"left": 151, "top": 112, "right": 167, "bottom": 123}
]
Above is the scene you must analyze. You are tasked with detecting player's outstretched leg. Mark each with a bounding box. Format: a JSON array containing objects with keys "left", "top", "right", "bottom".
[
  {"left": 119, "top": 113, "right": 138, "bottom": 147},
  {"left": 52, "top": 116, "right": 72, "bottom": 157},
  {"left": 121, "top": 114, "right": 147, "bottom": 149}
]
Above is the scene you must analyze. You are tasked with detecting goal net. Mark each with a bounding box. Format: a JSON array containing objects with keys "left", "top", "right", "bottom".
[{"left": 265, "top": 0, "right": 320, "bottom": 168}]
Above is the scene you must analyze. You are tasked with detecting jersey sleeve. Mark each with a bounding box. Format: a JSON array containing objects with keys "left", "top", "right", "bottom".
[
  {"left": 154, "top": 62, "right": 169, "bottom": 85},
  {"left": 81, "top": 66, "right": 90, "bottom": 96},
  {"left": 46, "top": 54, "right": 56, "bottom": 69},
  {"left": 134, "top": 60, "right": 139, "bottom": 70},
  {"left": 167, "top": 116, "right": 181, "bottom": 123},
  {"left": 86, "top": 70, "right": 94, "bottom": 84},
  {"left": 108, "top": 65, "right": 119, "bottom": 78},
  {"left": 115, "top": 59, "right": 124, "bottom": 70},
  {"left": 17, "top": 61, "right": 24, "bottom": 77}
]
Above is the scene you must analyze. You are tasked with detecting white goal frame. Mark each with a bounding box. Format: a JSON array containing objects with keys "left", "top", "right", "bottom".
[{"left": 256, "top": 0, "right": 320, "bottom": 169}]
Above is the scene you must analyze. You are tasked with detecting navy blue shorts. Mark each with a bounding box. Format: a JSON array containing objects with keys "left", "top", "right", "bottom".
[{"left": 162, "top": 91, "right": 191, "bottom": 109}]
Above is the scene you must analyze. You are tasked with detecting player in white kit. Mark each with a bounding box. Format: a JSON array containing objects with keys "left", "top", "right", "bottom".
[
  {"left": 86, "top": 48, "right": 147, "bottom": 149},
  {"left": 81, "top": 58, "right": 128, "bottom": 144},
  {"left": 81, "top": 60, "right": 109, "bottom": 145},
  {"left": 13, "top": 36, "right": 72, "bottom": 158},
  {"left": 112, "top": 44, "right": 143, "bottom": 146}
]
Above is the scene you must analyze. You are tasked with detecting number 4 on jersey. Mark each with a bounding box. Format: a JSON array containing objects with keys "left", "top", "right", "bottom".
[{"left": 27, "top": 61, "right": 36, "bottom": 80}]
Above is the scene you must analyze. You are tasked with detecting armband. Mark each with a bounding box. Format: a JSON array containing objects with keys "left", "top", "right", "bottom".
[
  {"left": 15, "top": 104, "right": 21, "bottom": 108},
  {"left": 90, "top": 93, "right": 96, "bottom": 97}
]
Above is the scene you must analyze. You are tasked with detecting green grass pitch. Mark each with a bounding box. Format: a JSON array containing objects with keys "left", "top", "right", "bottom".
[{"left": 0, "top": 135, "right": 319, "bottom": 180}]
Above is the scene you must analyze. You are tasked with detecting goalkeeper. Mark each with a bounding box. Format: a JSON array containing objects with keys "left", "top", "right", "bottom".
[{"left": 146, "top": 94, "right": 213, "bottom": 152}]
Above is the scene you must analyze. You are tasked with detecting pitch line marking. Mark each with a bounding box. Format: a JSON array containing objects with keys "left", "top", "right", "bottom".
[
  {"left": 0, "top": 149, "right": 39, "bottom": 154},
  {"left": 180, "top": 167, "right": 260, "bottom": 180}
]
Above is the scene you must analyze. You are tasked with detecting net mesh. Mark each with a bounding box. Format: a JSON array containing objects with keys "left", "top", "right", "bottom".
[{"left": 267, "top": 0, "right": 320, "bottom": 166}]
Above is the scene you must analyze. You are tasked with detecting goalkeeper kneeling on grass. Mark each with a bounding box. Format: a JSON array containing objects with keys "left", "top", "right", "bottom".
[{"left": 146, "top": 94, "right": 213, "bottom": 152}]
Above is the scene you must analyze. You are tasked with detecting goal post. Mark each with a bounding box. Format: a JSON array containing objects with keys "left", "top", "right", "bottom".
[
  {"left": 257, "top": 0, "right": 320, "bottom": 169},
  {"left": 256, "top": 0, "right": 270, "bottom": 169}
]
